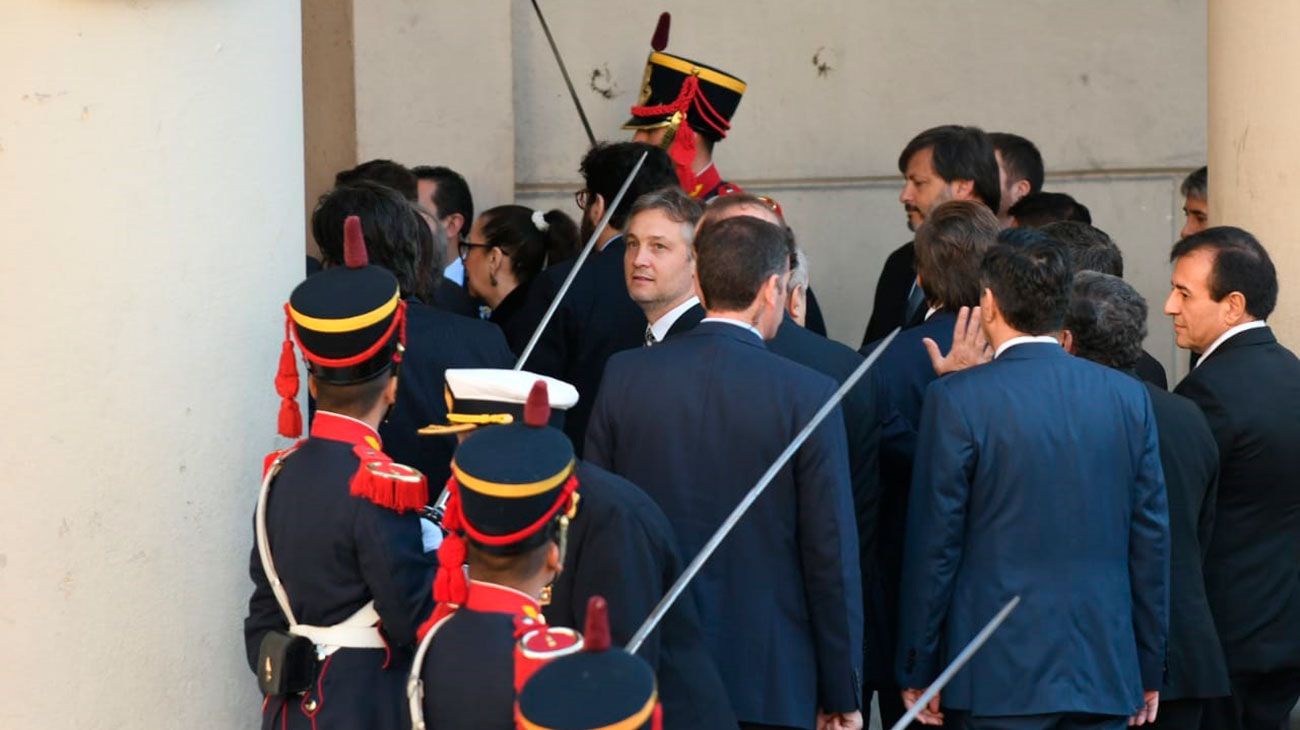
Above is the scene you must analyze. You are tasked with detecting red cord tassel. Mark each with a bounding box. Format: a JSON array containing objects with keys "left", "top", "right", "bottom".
[{"left": 275, "top": 313, "right": 302, "bottom": 438}]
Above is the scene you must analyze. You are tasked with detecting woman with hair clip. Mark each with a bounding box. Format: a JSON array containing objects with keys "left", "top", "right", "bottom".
[{"left": 460, "top": 205, "right": 578, "bottom": 337}]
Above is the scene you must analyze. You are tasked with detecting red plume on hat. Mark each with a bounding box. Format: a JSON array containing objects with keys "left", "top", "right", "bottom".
[
  {"left": 583, "top": 595, "right": 611, "bottom": 652},
  {"left": 343, "top": 215, "right": 368, "bottom": 268},
  {"left": 524, "top": 380, "right": 551, "bottom": 427}
]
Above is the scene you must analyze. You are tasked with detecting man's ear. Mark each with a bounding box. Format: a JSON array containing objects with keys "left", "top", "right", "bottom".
[
  {"left": 307, "top": 375, "right": 318, "bottom": 400},
  {"left": 545, "top": 541, "right": 562, "bottom": 574},
  {"left": 384, "top": 373, "right": 399, "bottom": 405},
  {"left": 1059, "top": 328, "right": 1076, "bottom": 354},
  {"left": 444, "top": 212, "right": 465, "bottom": 241},
  {"left": 980, "top": 288, "right": 999, "bottom": 323},
  {"left": 1011, "top": 179, "right": 1032, "bottom": 207},
  {"left": 763, "top": 274, "right": 782, "bottom": 309},
  {"left": 951, "top": 179, "right": 976, "bottom": 200},
  {"left": 588, "top": 194, "right": 606, "bottom": 228},
  {"left": 1223, "top": 291, "right": 1249, "bottom": 325}
]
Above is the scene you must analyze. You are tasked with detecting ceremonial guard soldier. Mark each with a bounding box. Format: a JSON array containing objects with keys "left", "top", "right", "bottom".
[
  {"left": 517, "top": 596, "right": 664, "bottom": 730},
  {"left": 243, "top": 216, "right": 436, "bottom": 729},
  {"left": 624, "top": 13, "right": 747, "bottom": 200},
  {"left": 420, "top": 368, "right": 737, "bottom": 728},
  {"left": 409, "top": 380, "right": 585, "bottom": 729}
]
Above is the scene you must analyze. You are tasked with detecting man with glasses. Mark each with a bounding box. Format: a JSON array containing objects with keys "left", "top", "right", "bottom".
[{"left": 508, "top": 142, "right": 677, "bottom": 454}]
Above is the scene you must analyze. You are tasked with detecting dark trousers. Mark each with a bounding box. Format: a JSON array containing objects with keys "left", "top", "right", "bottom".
[
  {"left": 1203, "top": 669, "right": 1300, "bottom": 730},
  {"left": 1148, "top": 698, "right": 1205, "bottom": 730},
  {"left": 1149, "top": 691, "right": 1206, "bottom": 727},
  {"left": 942, "top": 711, "right": 1126, "bottom": 730}
]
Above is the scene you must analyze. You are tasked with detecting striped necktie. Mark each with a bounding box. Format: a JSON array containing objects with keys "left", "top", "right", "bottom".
[{"left": 645, "top": 324, "right": 657, "bottom": 347}]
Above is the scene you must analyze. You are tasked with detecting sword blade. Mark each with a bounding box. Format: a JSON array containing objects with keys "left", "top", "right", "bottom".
[
  {"left": 888, "top": 595, "right": 1021, "bottom": 730},
  {"left": 529, "top": 0, "right": 597, "bottom": 148},
  {"left": 514, "top": 150, "right": 649, "bottom": 370},
  {"left": 625, "top": 326, "right": 902, "bottom": 653}
]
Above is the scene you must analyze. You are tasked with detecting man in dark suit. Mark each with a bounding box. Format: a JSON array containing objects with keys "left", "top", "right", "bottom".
[
  {"left": 508, "top": 142, "right": 678, "bottom": 453},
  {"left": 311, "top": 184, "right": 516, "bottom": 486},
  {"left": 1063, "top": 271, "right": 1229, "bottom": 729},
  {"left": 333, "top": 158, "right": 478, "bottom": 317},
  {"left": 897, "top": 229, "right": 1168, "bottom": 730},
  {"left": 623, "top": 187, "right": 705, "bottom": 345},
  {"left": 861, "top": 125, "right": 1002, "bottom": 348},
  {"left": 698, "top": 195, "right": 882, "bottom": 726},
  {"left": 586, "top": 217, "right": 865, "bottom": 730},
  {"left": 420, "top": 369, "right": 738, "bottom": 730},
  {"left": 857, "top": 200, "right": 1000, "bottom": 728},
  {"left": 1163, "top": 227, "right": 1300, "bottom": 730},
  {"left": 1042, "top": 220, "right": 1168, "bottom": 389}
]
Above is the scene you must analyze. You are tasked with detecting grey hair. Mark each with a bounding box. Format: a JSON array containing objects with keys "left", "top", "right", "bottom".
[
  {"left": 788, "top": 244, "right": 810, "bottom": 292},
  {"left": 628, "top": 186, "right": 704, "bottom": 246},
  {"left": 1181, "top": 165, "right": 1207, "bottom": 200},
  {"left": 1064, "top": 270, "right": 1148, "bottom": 371}
]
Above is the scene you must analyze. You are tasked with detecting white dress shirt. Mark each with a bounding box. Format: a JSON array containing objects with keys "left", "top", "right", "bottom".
[
  {"left": 647, "top": 296, "right": 701, "bottom": 345},
  {"left": 701, "top": 316, "right": 764, "bottom": 340},
  {"left": 994, "top": 334, "right": 1060, "bottom": 359},
  {"left": 1196, "top": 320, "right": 1267, "bottom": 367}
]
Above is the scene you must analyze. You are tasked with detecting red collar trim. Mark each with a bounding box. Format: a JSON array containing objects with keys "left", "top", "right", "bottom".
[
  {"left": 464, "top": 580, "right": 541, "bottom": 617},
  {"left": 310, "top": 411, "right": 383, "bottom": 450},
  {"left": 687, "top": 163, "right": 723, "bottom": 199}
]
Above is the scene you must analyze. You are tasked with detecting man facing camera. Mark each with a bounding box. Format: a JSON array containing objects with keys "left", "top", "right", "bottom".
[
  {"left": 624, "top": 187, "right": 705, "bottom": 346},
  {"left": 897, "top": 229, "right": 1168, "bottom": 730},
  {"left": 586, "top": 216, "right": 864, "bottom": 730},
  {"left": 1165, "top": 227, "right": 1300, "bottom": 730}
]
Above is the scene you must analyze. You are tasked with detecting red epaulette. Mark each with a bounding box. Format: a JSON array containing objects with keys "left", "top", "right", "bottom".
[
  {"left": 349, "top": 443, "right": 428, "bottom": 513},
  {"left": 261, "top": 441, "right": 305, "bottom": 478}
]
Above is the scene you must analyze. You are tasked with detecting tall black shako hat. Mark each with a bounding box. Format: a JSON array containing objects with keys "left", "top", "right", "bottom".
[
  {"left": 623, "top": 13, "right": 746, "bottom": 144},
  {"left": 274, "top": 215, "right": 407, "bottom": 438},
  {"left": 517, "top": 596, "right": 661, "bottom": 730},
  {"left": 433, "top": 380, "right": 580, "bottom": 608}
]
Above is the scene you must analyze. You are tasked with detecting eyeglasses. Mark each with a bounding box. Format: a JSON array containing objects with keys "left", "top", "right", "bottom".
[
  {"left": 458, "top": 241, "right": 492, "bottom": 261},
  {"left": 574, "top": 189, "right": 592, "bottom": 210}
]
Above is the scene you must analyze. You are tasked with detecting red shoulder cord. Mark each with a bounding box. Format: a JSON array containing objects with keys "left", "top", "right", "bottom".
[{"left": 630, "top": 75, "right": 734, "bottom": 197}]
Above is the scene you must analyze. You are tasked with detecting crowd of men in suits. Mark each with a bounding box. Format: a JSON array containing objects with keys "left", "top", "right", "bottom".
[{"left": 243, "top": 36, "right": 1300, "bottom": 730}]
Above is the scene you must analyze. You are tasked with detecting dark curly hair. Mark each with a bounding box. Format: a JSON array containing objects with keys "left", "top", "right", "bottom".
[{"left": 1064, "top": 271, "right": 1148, "bottom": 371}]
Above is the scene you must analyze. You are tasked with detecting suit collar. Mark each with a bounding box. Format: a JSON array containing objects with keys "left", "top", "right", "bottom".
[
  {"left": 1197, "top": 322, "right": 1273, "bottom": 365},
  {"left": 994, "top": 340, "right": 1067, "bottom": 361},
  {"left": 693, "top": 319, "right": 766, "bottom": 347}
]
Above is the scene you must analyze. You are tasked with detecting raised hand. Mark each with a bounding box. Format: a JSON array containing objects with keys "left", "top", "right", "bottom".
[{"left": 923, "top": 306, "right": 991, "bottom": 376}]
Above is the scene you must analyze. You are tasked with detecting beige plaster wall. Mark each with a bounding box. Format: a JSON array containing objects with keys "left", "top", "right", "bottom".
[
  {"left": 352, "top": 0, "right": 516, "bottom": 213},
  {"left": 0, "top": 1, "right": 303, "bottom": 726},
  {"left": 303, "top": 0, "right": 357, "bottom": 258},
  {"left": 511, "top": 1, "right": 1207, "bottom": 378}
]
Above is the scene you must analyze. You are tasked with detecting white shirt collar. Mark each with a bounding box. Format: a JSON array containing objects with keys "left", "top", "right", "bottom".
[
  {"left": 994, "top": 335, "right": 1060, "bottom": 359},
  {"left": 649, "top": 296, "right": 700, "bottom": 343},
  {"left": 924, "top": 305, "right": 940, "bottom": 321},
  {"left": 1196, "top": 320, "right": 1267, "bottom": 367},
  {"left": 701, "top": 316, "right": 763, "bottom": 340}
]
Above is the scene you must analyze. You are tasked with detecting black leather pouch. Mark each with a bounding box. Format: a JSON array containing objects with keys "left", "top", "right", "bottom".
[{"left": 256, "top": 630, "right": 317, "bottom": 696}]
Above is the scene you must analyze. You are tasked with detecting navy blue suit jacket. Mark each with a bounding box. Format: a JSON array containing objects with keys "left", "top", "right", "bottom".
[
  {"left": 585, "top": 321, "right": 863, "bottom": 728},
  {"left": 508, "top": 235, "right": 645, "bottom": 455},
  {"left": 897, "top": 343, "right": 1169, "bottom": 716},
  {"left": 859, "top": 310, "right": 954, "bottom": 688},
  {"left": 381, "top": 300, "right": 515, "bottom": 488}
]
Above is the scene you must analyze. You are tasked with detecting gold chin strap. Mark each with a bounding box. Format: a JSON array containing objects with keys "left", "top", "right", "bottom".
[
  {"left": 416, "top": 412, "right": 515, "bottom": 436},
  {"left": 544, "top": 491, "right": 582, "bottom": 605},
  {"left": 660, "top": 110, "right": 685, "bottom": 150}
]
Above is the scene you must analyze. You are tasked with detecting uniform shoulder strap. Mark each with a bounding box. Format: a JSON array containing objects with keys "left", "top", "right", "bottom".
[{"left": 349, "top": 443, "right": 429, "bottom": 512}]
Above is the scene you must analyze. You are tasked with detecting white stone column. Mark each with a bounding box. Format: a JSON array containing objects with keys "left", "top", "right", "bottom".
[
  {"left": 1208, "top": 0, "right": 1300, "bottom": 347},
  {"left": 0, "top": 2, "right": 303, "bottom": 726}
]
